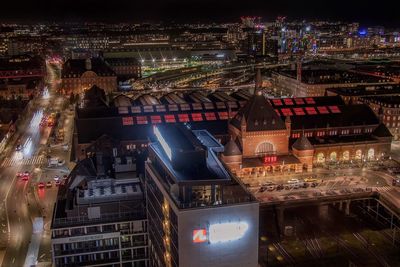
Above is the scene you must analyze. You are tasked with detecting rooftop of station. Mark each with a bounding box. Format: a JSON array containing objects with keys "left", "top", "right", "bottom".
[{"left": 326, "top": 84, "right": 400, "bottom": 96}]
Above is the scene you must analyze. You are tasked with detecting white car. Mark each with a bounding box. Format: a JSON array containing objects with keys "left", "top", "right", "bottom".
[
  {"left": 287, "top": 179, "right": 300, "bottom": 184},
  {"left": 53, "top": 175, "right": 60, "bottom": 181}
]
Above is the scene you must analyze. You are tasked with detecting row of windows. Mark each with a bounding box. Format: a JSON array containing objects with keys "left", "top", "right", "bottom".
[
  {"left": 121, "top": 112, "right": 231, "bottom": 126},
  {"left": 291, "top": 128, "right": 374, "bottom": 138}
]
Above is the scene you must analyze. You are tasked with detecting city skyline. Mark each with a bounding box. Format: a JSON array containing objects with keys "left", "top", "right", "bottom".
[{"left": 0, "top": 0, "right": 398, "bottom": 27}]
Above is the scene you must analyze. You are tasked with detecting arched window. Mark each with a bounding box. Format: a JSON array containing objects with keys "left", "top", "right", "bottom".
[
  {"left": 367, "top": 148, "right": 375, "bottom": 160},
  {"left": 330, "top": 152, "right": 337, "bottom": 161},
  {"left": 355, "top": 150, "right": 362, "bottom": 160},
  {"left": 256, "top": 142, "right": 274, "bottom": 156},
  {"left": 317, "top": 153, "right": 325, "bottom": 163},
  {"left": 342, "top": 151, "right": 350, "bottom": 161}
]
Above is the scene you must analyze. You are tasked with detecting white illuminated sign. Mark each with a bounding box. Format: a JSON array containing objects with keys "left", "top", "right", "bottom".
[
  {"left": 209, "top": 222, "right": 249, "bottom": 244},
  {"left": 154, "top": 126, "right": 172, "bottom": 160}
]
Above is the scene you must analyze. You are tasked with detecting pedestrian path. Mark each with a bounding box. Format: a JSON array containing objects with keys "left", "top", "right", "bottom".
[{"left": 1, "top": 156, "right": 45, "bottom": 168}]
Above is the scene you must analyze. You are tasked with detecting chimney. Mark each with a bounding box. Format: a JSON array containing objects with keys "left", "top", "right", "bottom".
[{"left": 85, "top": 58, "right": 92, "bottom": 70}]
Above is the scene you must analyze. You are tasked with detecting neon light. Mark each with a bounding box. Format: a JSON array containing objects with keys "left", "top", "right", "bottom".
[
  {"left": 209, "top": 222, "right": 249, "bottom": 244},
  {"left": 192, "top": 229, "right": 207, "bottom": 243},
  {"left": 154, "top": 126, "right": 172, "bottom": 160}
]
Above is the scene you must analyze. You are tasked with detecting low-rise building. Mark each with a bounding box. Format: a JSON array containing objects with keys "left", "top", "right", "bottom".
[{"left": 61, "top": 58, "right": 117, "bottom": 94}]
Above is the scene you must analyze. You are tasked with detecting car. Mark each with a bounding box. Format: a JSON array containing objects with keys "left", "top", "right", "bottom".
[
  {"left": 311, "top": 182, "right": 318, "bottom": 188},
  {"left": 293, "top": 184, "right": 300, "bottom": 189},
  {"left": 46, "top": 181, "right": 52, "bottom": 188},
  {"left": 55, "top": 180, "right": 60, "bottom": 186},
  {"left": 63, "top": 175, "right": 68, "bottom": 180},
  {"left": 38, "top": 182, "right": 45, "bottom": 189},
  {"left": 302, "top": 182, "right": 309, "bottom": 188},
  {"left": 276, "top": 184, "right": 284, "bottom": 190},
  {"left": 15, "top": 144, "right": 22, "bottom": 151},
  {"left": 304, "top": 178, "right": 318, "bottom": 183},
  {"left": 258, "top": 187, "right": 266, "bottom": 193},
  {"left": 54, "top": 175, "right": 60, "bottom": 181},
  {"left": 262, "top": 181, "right": 275, "bottom": 186},
  {"left": 287, "top": 179, "right": 300, "bottom": 184},
  {"left": 16, "top": 172, "right": 23, "bottom": 178},
  {"left": 266, "top": 185, "right": 275, "bottom": 191}
]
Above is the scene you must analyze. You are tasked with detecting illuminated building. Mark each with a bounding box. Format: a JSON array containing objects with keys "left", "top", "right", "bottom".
[
  {"left": 51, "top": 157, "right": 149, "bottom": 267},
  {"left": 145, "top": 125, "right": 259, "bottom": 267},
  {"left": 61, "top": 58, "right": 117, "bottom": 94}
]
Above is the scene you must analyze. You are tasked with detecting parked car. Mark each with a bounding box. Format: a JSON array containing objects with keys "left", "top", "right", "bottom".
[
  {"left": 46, "top": 181, "right": 52, "bottom": 188},
  {"left": 38, "top": 182, "right": 45, "bottom": 189}
]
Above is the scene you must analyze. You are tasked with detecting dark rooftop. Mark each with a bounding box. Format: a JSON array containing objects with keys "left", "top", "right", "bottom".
[{"left": 62, "top": 58, "right": 116, "bottom": 78}]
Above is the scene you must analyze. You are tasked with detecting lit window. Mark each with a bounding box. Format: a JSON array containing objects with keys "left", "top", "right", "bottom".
[
  {"left": 122, "top": 116, "right": 133, "bottom": 126},
  {"left": 136, "top": 116, "right": 148, "bottom": 124},
  {"left": 227, "top": 102, "right": 238, "bottom": 109},
  {"left": 143, "top": 105, "right": 154, "bottom": 113},
  {"left": 281, "top": 108, "right": 293, "bottom": 116},
  {"left": 164, "top": 114, "right": 176, "bottom": 123},
  {"left": 151, "top": 115, "right": 162, "bottom": 124},
  {"left": 203, "top": 103, "right": 215, "bottom": 110},
  {"left": 283, "top": 98, "right": 294, "bottom": 105},
  {"left": 178, "top": 114, "right": 190, "bottom": 122},
  {"left": 168, "top": 104, "right": 179, "bottom": 111},
  {"left": 216, "top": 102, "right": 226, "bottom": 109},
  {"left": 205, "top": 112, "right": 217, "bottom": 121},
  {"left": 156, "top": 105, "right": 166, "bottom": 112},
  {"left": 294, "top": 98, "right": 305, "bottom": 105},
  {"left": 191, "top": 113, "right": 203, "bottom": 121},
  {"left": 218, "top": 112, "right": 229, "bottom": 120},
  {"left": 305, "top": 98, "right": 315, "bottom": 104},
  {"left": 191, "top": 103, "right": 202, "bottom": 110},
  {"left": 272, "top": 99, "right": 283, "bottom": 106},
  {"left": 328, "top": 106, "right": 341, "bottom": 113},
  {"left": 305, "top": 107, "right": 317, "bottom": 115},
  {"left": 118, "top": 107, "right": 129, "bottom": 114},
  {"left": 293, "top": 108, "right": 305, "bottom": 115},
  {"left": 317, "top": 106, "right": 329, "bottom": 114},
  {"left": 180, "top": 104, "right": 191, "bottom": 111}
]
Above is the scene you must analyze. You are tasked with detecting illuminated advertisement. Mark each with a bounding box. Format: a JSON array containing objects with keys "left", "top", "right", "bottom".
[
  {"left": 192, "top": 229, "right": 207, "bottom": 243},
  {"left": 192, "top": 222, "right": 249, "bottom": 244}
]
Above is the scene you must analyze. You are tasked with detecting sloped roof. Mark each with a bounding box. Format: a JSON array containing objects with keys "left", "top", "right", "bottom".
[
  {"left": 373, "top": 123, "right": 393, "bottom": 137},
  {"left": 230, "top": 94, "right": 286, "bottom": 132},
  {"left": 223, "top": 139, "right": 242, "bottom": 156},
  {"left": 292, "top": 135, "right": 314, "bottom": 150}
]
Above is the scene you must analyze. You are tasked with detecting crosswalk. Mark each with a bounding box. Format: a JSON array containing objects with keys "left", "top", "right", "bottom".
[
  {"left": 375, "top": 186, "right": 393, "bottom": 193},
  {"left": 1, "top": 156, "right": 45, "bottom": 168}
]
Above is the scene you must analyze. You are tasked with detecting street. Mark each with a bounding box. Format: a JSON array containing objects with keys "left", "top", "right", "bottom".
[{"left": 0, "top": 61, "right": 74, "bottom": 267}]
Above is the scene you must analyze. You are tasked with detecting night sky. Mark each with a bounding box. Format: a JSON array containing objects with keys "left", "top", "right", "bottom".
[{"left": 1, "top": 0, "right": 398, "bottom": 26}]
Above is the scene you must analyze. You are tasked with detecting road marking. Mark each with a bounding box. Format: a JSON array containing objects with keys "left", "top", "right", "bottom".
[{"left": 1, "top": 156, "right": 44, "bottom": 168}]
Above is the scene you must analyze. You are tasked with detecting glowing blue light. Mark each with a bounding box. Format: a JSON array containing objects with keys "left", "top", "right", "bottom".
[
  {"left": 154, "top": 126, "right": 172, "bottom": 160},
  {"left": 359, "top": 29, "right": 367, "bottom": 36}
]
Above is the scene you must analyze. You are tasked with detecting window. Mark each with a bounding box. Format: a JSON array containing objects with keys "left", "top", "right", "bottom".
[
  {"left": 283, "top": 98, "right": 294, "bottom": 105},
  {"left": 180, "top": 104, "right": 191, "bottom": 111},
  {"left": 155, "top": 105, "right": 166, "bottom": 112},
  {"left": 317, "top": 106, "right": 329, "bottom": 114},
  {"left": 305, "top": 107, "right": 317, "bottom": 115},
  {"left": 218, "top": 112, "right": 229, "bottom": 120},
  {"left": 264, "top": 155, "right": 277, "bottom": 163},
  {"left": 316, "top": 131, "right": 325, "bottom": 137},
  {"left": 353, "top": 128, "right": 361, "bottom": 134},
  {"left": 150, "top": 115, "right": 162, "bottom": 124},
  {"left": 294, "top": 98, "right": 305, "bottom": 105},
  {"left": 205, "top": 112, "right": 217, "bottom": 121},
  {"left": 122, "top": 117, "right": 133, "bottom": 126},
  {"left": 292, "top": 133, "right": 300, "bottom": 138},
  {"left": 192, "top": 103, "right": 202, "bottom": 110},
  {"left": 178, "top": 114, "right": 190, "bottom": 122},
  {"left": 281, "top": 108, "right": 293, "bottom": 116},
  {"left": 118, "top": 107, "right": 129, "bottom": 114},
  {"left": 168, "top": 104, "right": 179, "bottom": 112},
  {"left": 143, "top": 105, "right": 154, "bottom": 113},
  {"left": 164, "top": 114, "right": 176, "bottom": 123},
  {"left": 272, "top": 99, "right": 283, "bottom": 106},
  {"left": 305, "top": 98, "right": 315, "bottom": 104},
  {"left": 203, "top": 103, "right": 215, "bottom": 110},
  {"left": 305, "top": 132, "right": 313, "bottom": 137},
  {"left": 191, "top": 113, "right": 203, "bottom": 121},
  {"left": 136, "top": 116, "right": 148, "bottom": 124},
  {"left": 329, "top": 130, "right": 337, "bottom": 136},
  {"left": 341, "top": 129, "right": 350, "bottom": 135},
  {"left": 293, "top": 108, "right": 305, "bottom": 115},
  {"left": 216, "top": 102, "right": 226, "bottom": 109},
  {"left": 328, "top": 106, "right": 341, "bottom": 113},
  {"left": 227, "top": 102, "right": 238, "bottom": 109}
]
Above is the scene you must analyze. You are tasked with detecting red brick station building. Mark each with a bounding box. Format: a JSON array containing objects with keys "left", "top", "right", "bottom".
[{"left": 73, "top": 79, "right": 393, "bottom": 178}]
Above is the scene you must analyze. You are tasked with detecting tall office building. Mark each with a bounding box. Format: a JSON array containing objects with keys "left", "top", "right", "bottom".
[{"left": 145, "top": 124, "right": 259, "bottom": 267}]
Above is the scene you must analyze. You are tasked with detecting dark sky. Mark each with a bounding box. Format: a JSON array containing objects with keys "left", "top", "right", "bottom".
[{"left": 1, "top": 0, "right": 399, "bottom": 26}]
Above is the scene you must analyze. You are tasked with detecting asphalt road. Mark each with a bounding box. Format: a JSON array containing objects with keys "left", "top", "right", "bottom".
[{"left": 0, "top": 62, "right": 72, "bottom": 267}]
